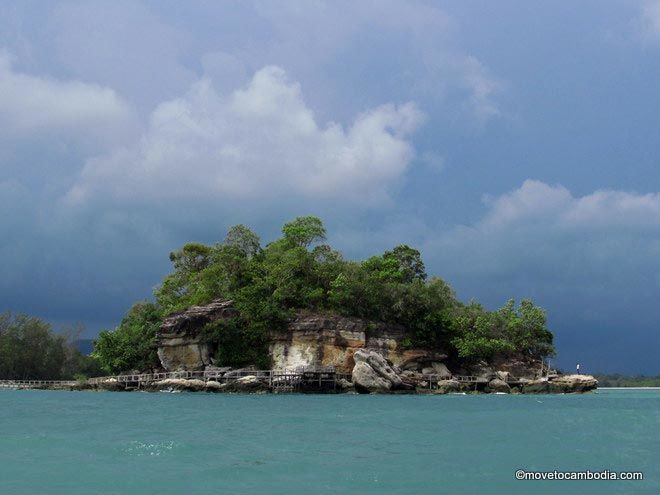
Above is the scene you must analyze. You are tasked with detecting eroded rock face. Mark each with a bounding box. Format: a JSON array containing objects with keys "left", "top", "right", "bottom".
[
  {"left": 269, "top": 312, "right": 446, "bottom": 373},
  {"left": 157, "top": 300, "right": 237, "bottom": 371}
]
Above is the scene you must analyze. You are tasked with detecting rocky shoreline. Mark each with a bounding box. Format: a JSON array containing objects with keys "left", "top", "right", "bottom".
[
  {"left": 9, "top": 348, "right": 597, "bottom": 394},
  {"left": 10, "top": 300, "right": 597, "bottom": 395},
  {"left": 11, "top": 373, "right": 598, "bottom": 394}
]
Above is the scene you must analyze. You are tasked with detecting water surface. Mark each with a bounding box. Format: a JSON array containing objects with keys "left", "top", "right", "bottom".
[{"left": 0, "top": 389, "right": 658, "bottom": 494}]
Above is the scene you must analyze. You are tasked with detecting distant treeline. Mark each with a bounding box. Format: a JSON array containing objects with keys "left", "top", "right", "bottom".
[
  {"left": 0, "top": 312, "right": 101, "bottom": 380},
  {"left": 594, "top": 374, "right": 660, "bottom": 387}
]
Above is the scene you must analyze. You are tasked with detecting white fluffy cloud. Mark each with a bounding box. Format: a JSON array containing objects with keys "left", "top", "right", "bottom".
[
  {"left": 66, "top": 66, "right": 423, "bottom": 205},
  {"left": 421, "top": 180, "right": 660, "bottom": 305},
  {"left": 481, "top": 180, "right": 660, "bottom": 230},
  {"left": 0, "top": 50, "right": 133, "bottom": 137}
]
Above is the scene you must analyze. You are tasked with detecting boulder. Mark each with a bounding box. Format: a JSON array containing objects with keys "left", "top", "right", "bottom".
[
  {"left": 495, "top": 371, "right": 510, "bottom": 382},
  {"left": 472, "top": 362, "right": 495, "bottom": 382},
  {"left": 223, "top": 375, "right": 268, "bottom": 393},
  {"left": 421, "top": 367, "right": 435, "bottom": 375},
  {"left": 352, "top": 361, "right": 392, "bottom": 393},
  {"left": 431, "top": 362, "right": 452, "bottom": 378},
  {"left": 522, "top": 378, "right": 550, "bottom": 394},
  {"left": 97, "top": 378, "right": 126, "bottom": 392},
  {"left": 549, "top": 374, "right": 598, "bottom": 393},
  {"left": 154, "top": 378, "right": 207, "bottom": 392},
  {"left": 204, "top": 381, "right": 227, "bottom": 392},
  {"left": 487, "top": 378, "right": 511, "bottom": 393},
  {"left": 353, "top": 349, "right": 403, "bottom": 388},
  {"left": 337, "top": 378, "right": 355, "bottom": 391},
  {"left": 435, "top": 379, "right": 461, "bottom": 394}
]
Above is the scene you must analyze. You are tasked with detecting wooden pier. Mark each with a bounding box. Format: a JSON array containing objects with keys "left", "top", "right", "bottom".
[{"left": 0, "top": 369, "right": 522, "bottom": 392}]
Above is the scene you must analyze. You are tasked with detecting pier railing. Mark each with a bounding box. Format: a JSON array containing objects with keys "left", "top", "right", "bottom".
[
  {"left": 0, "top": 380, "right": 78, "bottom": 389},
  {"left": 0, "top": 369, "right": 515, "bottom": 391}
]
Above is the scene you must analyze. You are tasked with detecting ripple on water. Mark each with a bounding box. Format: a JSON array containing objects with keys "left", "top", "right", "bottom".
[{"left": 122, "top": 440, "right": 178, "bottom": 457}]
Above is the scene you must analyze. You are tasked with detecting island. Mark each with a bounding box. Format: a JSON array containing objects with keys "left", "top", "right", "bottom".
[{"left": 1, "top": 216, "right": 597, "bottom": 394}]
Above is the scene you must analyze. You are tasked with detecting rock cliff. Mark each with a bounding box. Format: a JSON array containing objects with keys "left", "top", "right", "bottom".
[
  {"left": 154, "top": 300, "right": 597, "bottom": 395},
  {"left": 157, "top": 301, "right": 447, "bottom": 373},
  {"left": 269, "top": 312, "right": 446, "bottom": 373},
  {"left": 156, "top": 300, "right": 236, "bottom": 370}
]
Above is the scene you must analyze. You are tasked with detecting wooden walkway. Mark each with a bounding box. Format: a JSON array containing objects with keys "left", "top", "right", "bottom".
[
  {"left": 0, "top": 369, "right": 519, "bottom": 391},
  {"left": 0, "top": 379, "right": 78, "bottom": 389}
]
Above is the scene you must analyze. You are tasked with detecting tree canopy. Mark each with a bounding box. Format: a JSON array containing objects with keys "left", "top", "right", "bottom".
[
  {"left": 95, "top": 216, "right": 555, "bottom": 372},
  {"left": 0, "top": 313, "right": 100, "bottom": 380}
]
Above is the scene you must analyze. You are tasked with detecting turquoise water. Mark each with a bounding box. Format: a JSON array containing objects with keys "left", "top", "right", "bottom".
[{"left": 0, "top": 389, "right": 658, "bottom": 495}]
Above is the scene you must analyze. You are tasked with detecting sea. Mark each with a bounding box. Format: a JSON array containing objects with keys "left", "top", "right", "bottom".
[{"left": 0, "top": 388, "right": 658, "bottom": 495}]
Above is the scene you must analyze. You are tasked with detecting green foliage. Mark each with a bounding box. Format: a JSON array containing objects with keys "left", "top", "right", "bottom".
[
  {"left": 383, "top": 245, "right": 427, "bottom": 282},
  {"left": 0, "top": 313, "right": 98, "bottom": 379},
  {"left": 450, "top": 299, "right": 554, "bottom": 361},
  {"left": 99, "top": 215, "right": 556, "bottom": 372},
  {"left": 93, "top": 302, "right": 161, "bottom": 374},
  {"left": 281, "top": 216, "right": 326, "bottom": 248},
  {"left": 225, "top": 224, "right": 261, "bottom": 258},
  {"left": 202, "top": 318, "right": 270, "bottom": 369}
]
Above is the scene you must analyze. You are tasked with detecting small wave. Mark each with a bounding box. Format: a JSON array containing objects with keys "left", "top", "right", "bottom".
[{"left": 123, "top": 440, "right": 177, "bottom": 457}]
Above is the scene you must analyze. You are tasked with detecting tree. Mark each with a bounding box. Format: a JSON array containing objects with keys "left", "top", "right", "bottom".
[
  {"left": 0, "top": 312, "right": 96, "bottom": 379},
  {"left": 383, "top": 245, "right": 427, "bottom": 282},
  {"left": 281, "top": 216, "right": 326, "bottom": 248},
  {"left": 93, "top": 302, "right": 161, "bottom": 374},
  {"left": 169, "top": 243, "right": 212, "bottom": 274},
  {"left": 224, "top": 224, "right": 261, "bottom": 258}
]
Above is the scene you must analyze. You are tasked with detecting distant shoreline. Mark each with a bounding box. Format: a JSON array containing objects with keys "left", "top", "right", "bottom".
[{"left": 598, "top": 386, "right": 660, "bottom": 390}]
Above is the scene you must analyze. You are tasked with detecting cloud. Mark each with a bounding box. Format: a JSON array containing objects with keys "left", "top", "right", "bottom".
[
  {"left": 0, "top": 50, "right": 134, "bottom": 138},
  {"left": 50, "top": 0, "right": 195, "bottom": 111},
  {"left": 481, "top": 180, "right": 660, "bottom": 230},
  {"left": 426, "top": 180, "right": 660, "bottom": 285},
  {"left": 415, "top": 180, "right": 660, "bottom": 372},
  {"left": 639, "top": 1, "right": 660, "bottom": 40},
  {"left": 250, "top": 1, "right": 503, "bottom": 123},
  {"left": 66, "top": 66, "right": 424, "bottom": 206}
]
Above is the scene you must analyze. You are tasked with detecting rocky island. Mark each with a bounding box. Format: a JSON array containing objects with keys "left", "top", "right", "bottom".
[{"left": 86, "top": 216, "right": 596, "bottom": 395}]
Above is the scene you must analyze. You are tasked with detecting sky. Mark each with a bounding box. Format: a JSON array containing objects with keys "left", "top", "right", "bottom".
[{"left": 1, "top": 0, "right": 659, "bottom": 374}]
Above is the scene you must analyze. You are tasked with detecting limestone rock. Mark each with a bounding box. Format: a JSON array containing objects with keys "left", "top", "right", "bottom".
[
  {"left": 549, "top": 374, "right": 598, "bottom": 393},
  {"left": 204, "top": 381, "right": 227, "bottom": 392},
  {"left": 435, "top": 379, "right": 461, "bottom": 394},
  {"left": 270, "top": 312, "right": 446, "bottom": 373},
  {"left": 352, "top": 361, "right": 392, "bottom": 393},
  {"left": 337, "top": 378, "right": 355, "bottom": 391},
  {"left": 353, "top": 349, "right": 402, "bottom": 388},
  {"left": 432, "top": 362, "right": 452, "bottom": 378},
  {"left": 223, "top": 375, "right": 268, "bottom": 392},
  {"left": 522, "top": 378, "right": 550, "bottom": 394},
  {"left": 487, "top": 378, "right": 511, "bottom": 393},
  {"left": 472, "top": 361, "right": 495, "bottom": 381},
  {"left": 157, "top": 300, "right": 237, "bottom": 371},
  {"left": 154, "top": 378, "right": 207, "bottom": 392},
  {"left": 97, "top": 378, "right": 126, "bottom": 392},
  {"left": 495, "top": 371, "right": 510, "bottom": 382}
]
